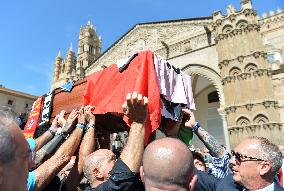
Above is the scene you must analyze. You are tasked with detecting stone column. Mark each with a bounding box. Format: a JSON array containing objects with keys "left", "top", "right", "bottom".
[{"left": 218, "top": 109, "right": 231, "bottom": 151}]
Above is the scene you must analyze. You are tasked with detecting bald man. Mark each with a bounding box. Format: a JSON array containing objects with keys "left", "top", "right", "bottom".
[
  {"left": 0, "top": 110, "right": 32, "bottom": 191},
  {"left": 82, "top": 92, "right": 148, "bottom": 190},
  {"left": 140, "top": 137, "right": 197, "bottom": 191}
]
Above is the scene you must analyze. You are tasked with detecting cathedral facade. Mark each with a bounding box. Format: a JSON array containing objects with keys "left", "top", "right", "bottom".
[{"left": 52, "top": 0, "right": 284, "bottom": 149}]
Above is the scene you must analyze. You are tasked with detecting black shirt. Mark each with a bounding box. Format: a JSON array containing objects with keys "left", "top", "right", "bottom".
[{"left": 85, "top": 158, "right": 145, "bottom": 191}]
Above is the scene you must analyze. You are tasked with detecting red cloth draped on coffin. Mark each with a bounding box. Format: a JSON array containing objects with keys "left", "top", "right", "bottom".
[{"left": 83, "top": 51, "right": 161, "bottom": 144}]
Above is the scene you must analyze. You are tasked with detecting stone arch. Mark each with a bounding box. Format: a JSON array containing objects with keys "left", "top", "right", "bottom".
[
  {"left": 182, "top": 64, "right": 225, "bottom": 107},
  {"left": 229, "top": 66, "right": 242, "bottom": 76},
  {"left": 236, "top": 20, "right": 248, "bottom": 29},
  {"left": 222, "top": 24, "right": 233, "bottom": 33},
  {"left": 253, "top": 114, "right": 269, "bottom": 124},
  {"left": 236, "top": 116, "right": 250, "bottom": 126},
  {"left": 244, "top": 63, "right": 258, "bottom": 73}
]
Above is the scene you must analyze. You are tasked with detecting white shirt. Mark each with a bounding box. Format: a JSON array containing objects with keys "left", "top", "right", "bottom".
[{"left": 256, "top": 182, "right": 274, "bottom": 191}]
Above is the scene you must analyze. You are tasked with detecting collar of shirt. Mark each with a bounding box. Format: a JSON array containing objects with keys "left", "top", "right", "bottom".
[{"left": 255, "top": 182, "right": 274, "bottom": 191}]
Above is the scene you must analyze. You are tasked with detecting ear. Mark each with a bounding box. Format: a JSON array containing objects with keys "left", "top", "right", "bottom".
[
  {"left": 140, "top": 166, "right": 145, "bottom": 183},
  {"left": 258, "top": 161, "right": 272, "bottom": 176},
  {"left": 188, "top": 174, "right": 198, "bottom": 191},
  {"left": 93, "top": 167, "right": 103, "bottom": 179}
]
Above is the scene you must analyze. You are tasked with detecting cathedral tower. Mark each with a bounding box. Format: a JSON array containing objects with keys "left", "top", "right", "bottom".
[
  {"left": 77, "top": 21, "right": 101, "bottom": 77},
  {"left": 65, "top": 43, "right": 77, "bottom": 81},
  {"left": 52, "top": 51, "right": 63, "bottom": 89},
  {"left": 213, "top": 0, "right": 281, "bottom": 147}
]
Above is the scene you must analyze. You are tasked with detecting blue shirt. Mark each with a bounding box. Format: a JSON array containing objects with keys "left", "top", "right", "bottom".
[
  {"left": 27, "top": 171, "right": 36, "bottom": 191},
  {"left": 26, "top": 138, "right": 36, "bottom": 151},
  {"left": 208, "top": 150, "right": 230, "bottom": 178}
]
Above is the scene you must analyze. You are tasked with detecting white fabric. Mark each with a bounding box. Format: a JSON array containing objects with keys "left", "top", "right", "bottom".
[
  {"left": 115, "top": 51, "right": 196, "bottom": 110},
  {"left": 153, "top": 53, "right": 195, "bottom": 110},
  {"left": 256, "top": 182, "right": 274, "bottom": 191}
]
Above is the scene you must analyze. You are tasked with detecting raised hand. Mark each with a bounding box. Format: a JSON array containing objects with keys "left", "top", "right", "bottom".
[
  {"left": 181, "top": 109, "right": 196, "bottom": 129},
  {"left": 84, "top": 105, "right": 96, "bottom": 124},
  {"left": 49, "top": 115, "right": 59, "bottom": 133},
  {"left": 66, "top": 109, "right": 78, "bottom": 125},
  {"left": 122, "top": 92, "right": 148, "bottom": 124},
  {"left": 77, "top": 106, "right": 86, "bottom": 125},
  {"left": 57, "top": 110, "right": 66, "bottom": 127},
  {"left": 63, "top": 109, "right": 78, "bottom": 133}
]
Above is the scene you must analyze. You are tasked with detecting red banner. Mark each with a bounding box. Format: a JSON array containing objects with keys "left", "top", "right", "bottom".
[{"left": 24, "top": 96, "right": 44, "bottom": 138}]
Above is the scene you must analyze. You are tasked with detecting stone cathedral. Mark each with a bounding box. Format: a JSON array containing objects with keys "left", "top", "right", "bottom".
[{"left": 51, "top": 0, "right": 284, "bottom": 149}]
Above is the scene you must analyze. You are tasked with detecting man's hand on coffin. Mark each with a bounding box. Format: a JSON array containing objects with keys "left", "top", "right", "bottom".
[
  {"left": 122, "top": 92, "right": 148, "bottom": 124},
  {"left": 78, "top": 106, "right": 87, "bottom": 125},
  {"left": 49, "top": 115, "right": 59, "bottom": 133},
  {"left": 57, "top": 110, "right": 67, "bottom": 127},
  {"left": 63, "top": 109, "right": 79, "bottom": 133},
  {"left": 181, "top": 109, "right": 196, "bottom": 129},
  {"left": 84, "top": 105, "right": 96, "bottom": 125}
]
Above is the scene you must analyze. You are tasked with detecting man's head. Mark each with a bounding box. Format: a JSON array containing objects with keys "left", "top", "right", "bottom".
[
  {"left": 230, "top": 136, "right": 282, "bottom": 190},
  {"left": 140, "top": 137, "right": 196, "bottom": 191},
  {"left": 0, "top": 110, "right": 30, "bottom": 191},
  {"left": 192, "top": 151, "right": 206, "bottom": 171},
  {"left": 83, "top": 149, "right": 116, "bottom": 185},
  {"left": 163, "top": 117, "right": 182, "bottom": 137}
]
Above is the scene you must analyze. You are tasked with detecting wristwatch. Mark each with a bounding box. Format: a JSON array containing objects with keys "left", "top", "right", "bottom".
[
  {"left": 86, "top": 123, "right": 96, "bottom": 130},
  {"left": 192, "top": 122, "right": 200, "bottom": 132}
]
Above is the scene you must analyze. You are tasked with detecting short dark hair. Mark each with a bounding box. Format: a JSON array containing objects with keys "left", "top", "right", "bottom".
[{"left": 192, "top": 151, "right": 205, "bottom": 165}]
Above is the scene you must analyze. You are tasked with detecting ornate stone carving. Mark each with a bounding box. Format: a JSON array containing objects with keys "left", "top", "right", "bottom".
[
  {"left": 245, "top": 103, "right": 253, "bottom": 111},
  {"left": 86, "top": 19, "right": 214, "bottom": 74},
  {"left": 182, "top": 65, "right": 225, "bottom": 107}
]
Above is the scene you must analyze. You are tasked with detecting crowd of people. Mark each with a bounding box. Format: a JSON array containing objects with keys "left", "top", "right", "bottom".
[{"left": 0, "top": 92, "right": 283, "bottom": 191}]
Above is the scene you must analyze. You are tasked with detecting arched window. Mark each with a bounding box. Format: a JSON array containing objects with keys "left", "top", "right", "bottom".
[
  {"left": 236, "top": 20, "right": 248, "bottom": 29},
  {"left": 253, "top": 114, "right": 269, "bottom": 124},
  {"left": 236, "top": 116, "right": 250, "bottom": 126},
  {"left": 229, "top": 67, "right": 241, "bottom": 76},
  {"left": 208, "top": 91, "right": 219, "bottom": 103},
  {"left": 244, "top": 63, "right": 258, "bottom": 73},
  {"left": 222, "top": 24, "right": 233, "bottom": 34}
]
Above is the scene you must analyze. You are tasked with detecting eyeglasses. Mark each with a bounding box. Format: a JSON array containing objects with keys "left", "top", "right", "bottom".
[{"left": 231, "top": 150, "right": 265, "bottom": 163}]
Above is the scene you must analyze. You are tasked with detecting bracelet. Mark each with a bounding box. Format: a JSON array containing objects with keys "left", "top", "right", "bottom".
[
  {"left": 56, "top": 128, "right": 69, "bottom": 140},
  {"left": 87, "top": 124, "right": 96, "bottom": 129},
  {"left": 76, "top": 123, "right": 86, "bottom": 129},
  {"left": 192, "top": 122, "right": 201, "bottom": 132},
  {"left": 48, "top": 129, "right": 56, "bottom": 136}
]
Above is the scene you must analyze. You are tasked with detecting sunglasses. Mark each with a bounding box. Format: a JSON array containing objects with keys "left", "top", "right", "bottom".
[{"left": 231, "top": 150, "right": 264, "bottom": 163}]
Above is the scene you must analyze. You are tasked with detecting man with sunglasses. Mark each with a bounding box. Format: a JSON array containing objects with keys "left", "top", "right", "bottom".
[
  {"left": 194, "top": 136, "right": 283, "bottom": 191},
  {"left": 222, "top": 137, "right": 283, "bottom": 191}
]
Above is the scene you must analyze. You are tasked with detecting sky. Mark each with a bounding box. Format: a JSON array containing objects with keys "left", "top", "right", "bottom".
[{"left": 0, "top": 0, "right": 283, "bottom": 96}]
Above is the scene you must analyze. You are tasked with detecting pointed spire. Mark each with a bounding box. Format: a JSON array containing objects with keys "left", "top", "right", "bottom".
[
  {"left": 87, "top": 20, "right": 94, "bottom": 29},
  {"left": 69, "top": 43, "right": 73, "bottom": 52},
  {"left": 227, "top": 4, "right": 236, "bottom": 15},
  {"left": 241, "top": 0, "right": 252, "bottom": 10},
  {"left": 57, "top": 50, "right": 62, "bottom": 58}
]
